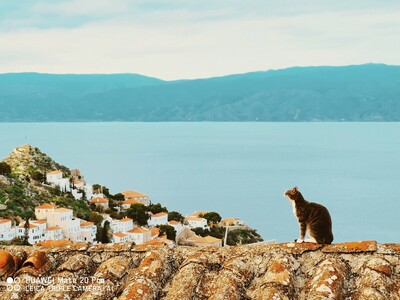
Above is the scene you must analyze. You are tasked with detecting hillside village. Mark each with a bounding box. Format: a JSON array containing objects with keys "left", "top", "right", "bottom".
[{"left": 0, "top": 145, "right": 262, "bottom": 248}]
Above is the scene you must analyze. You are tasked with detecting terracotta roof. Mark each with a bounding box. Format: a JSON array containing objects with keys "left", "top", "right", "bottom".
[
  {"left": 0, "top": 219, "right": 11, "bottom": 224},
  {"left": 35, "top": 204, "right": 56, "bottom": 209},
  {"left": 122, "top": 199, "right": 134, "bottom": 205},
  {"left": 32, "top": 219, "right": 47, "bottom": 224},
  {"left": 127, "top": 227, "right": 150, "bottom": 234},
  {"left": 47, "top": 170, "right": 62, "bottom": 175},
  {"left": 150, "top": 228, "right": 160, "bottom": 237},
  {"left": 36, "top": 240, "right": 72, "bottom": 247},
  {"left": 168, "top": 220, "right": 180, "bottom": 225},
  {"left": 90, "top": 197, "right": 109, "bottom": 203},
  {"left": 119, "top": 217, "right": 133, "bottom": 223},
  {"left": 18, "top": 223, "right": 38, "bottom": 229},
  {"left": 46, "top": 226, "right": 61, "bottom": 231},
  {"left": 55, "top": 208, "right": 71, "bottom": 213},
  {"left": 187, "top": 235, "right": 221, "bottom": 244},
  {"left": 152, "top": 212, "right": 168, "bottom": 217},
  {"left": 80, "top": 221, "right": 94, "bottom": 227},
  {"left": 121, "top": 190, "right": 148, "bottom": 198},
  {"left": 184, "top": 216, "right": 206, "bottom": 222},
  {"left": 188, "top": 211, "right": 208, "bottom": 217},
  {"left": 113, "top": 232, "right": 128, "bottom": 238},
  {"left": 1, "top": 241, "right": 400, "bottom": 299}
]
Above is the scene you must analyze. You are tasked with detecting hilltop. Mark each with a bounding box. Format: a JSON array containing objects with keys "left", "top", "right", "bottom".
[
  {"left": 0, "top": 145, "right": 89, "bottom": 219},
  {"left": 1, "top": 64, "right": 400, "bottom": 122}
]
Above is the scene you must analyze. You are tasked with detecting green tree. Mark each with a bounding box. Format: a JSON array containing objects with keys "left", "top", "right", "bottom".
[
  {"left": 203, "top": 212, "right": 222, "bottom": 225},
  {"left": 92, "top": 184, "right": 101, "bottom": 194},
  {"left": 23, "top": 216, "right": 31, "bottom": 245},
  {"left": 226, "top": 229, "right": 263, "bottom": 246},
  {"left": 101, "top": 221, "right": 111, "bottom": 243},
  {"left": 168, "top": 211, "right": 184, "bottom": 222},
  {"left": 89, "top": 212, "right": 103, "bottom": 226},
  {"left": 102, "top": 186, "right": 111, "bottom": 197},
  {"left": 126, "top": 203, "right": 150, "bottom": 226},
  {"left": 148, "top": 203, "right": 168, "bottom": 214},
  {"left": 31, "top": 171, "right": 45, "bottom": 182},
  {"left": 113, "top": 193, "right": 125, "bottom": 201},
  {"left": 156, "top": 225, "right": 177, "bottom": 240},
  {"left": 192, "top": 227, "right": 210, "bottom": 237},
  {"left": 0, "top": 162, "right": 12, "bottom": 176}
]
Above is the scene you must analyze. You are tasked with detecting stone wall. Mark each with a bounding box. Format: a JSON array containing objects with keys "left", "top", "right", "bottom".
[{"left": 0, "top": 241, "right": 399, "bottom": 299}]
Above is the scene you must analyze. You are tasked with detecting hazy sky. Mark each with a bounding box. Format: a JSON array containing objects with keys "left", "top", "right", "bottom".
[{"left": 1, "top": 0, "right": 399, "bottom": 80}]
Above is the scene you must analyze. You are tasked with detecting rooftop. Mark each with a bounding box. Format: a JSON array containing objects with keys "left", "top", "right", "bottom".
[
  {"left": 150, "top": 227, "right": 160, "bottom": 237},
  {"left": 55, "top": 208, "right": 71, "bottom": 213},
  {"left": 184, "top": 216, "right": 206, "bottom": 222},
  {"left": 121, "top": 190, "right": 148, "bottom": 198},
  {"left": 31, "top": 219, "right": 47, "bottom": 224},
  {"left": 18, "top": 223, "right": 38, "bottom": 229},
  {"left": 1, "top": 241, "right": 399, "bottom": 299},
  {"left": 168, "top": 220, "right": 180, "bottom": 225},
  {"left": 128, "top": 227, "right": 150, "bottom": 234},
  {"left": 35, "top": 240, "right": 72, "bottom": 247},
  {"left": 119, "top": 217, "right": 133, "bottom": 223},
  {"left": 90, "top": 197, "right": 109, "bottom": 203},
  {"left": 187, "top": 235, "right": 221, "bottom": 244},
  {"left": 152, "top": 212, "right": 168, "bottom": 217},
  {"left": 80, "top": 221, "right": 94, "bottom": 227},
  {"left": 113, "top": 232, "right": 128, "bottom": 238},
  {"left": 46, "top": 226, "right": 61, "bottom": 231},
  {"left": 35, "top": 204, "right": 56, "bottom": 209},
  {"left": 0, "top": 219, "right": 11, "bottom": 224},
  {"left": 47, "top": 170, "right": 62, "bottom": 175}
]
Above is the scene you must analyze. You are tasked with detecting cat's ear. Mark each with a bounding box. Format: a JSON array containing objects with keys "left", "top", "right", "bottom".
[{"left": 293, "top": 186, "right": 298, "bottom": 192}]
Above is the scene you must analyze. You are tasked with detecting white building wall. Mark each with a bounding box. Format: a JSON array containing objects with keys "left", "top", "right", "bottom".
[
  {"left": 35, "top": 207, "right": 55, "bottom": 220},
  {"left": 0, "top": 221, "right": 16, "bottom": 241},
  {"left": 148, "top": 214, "right": 168, "bottom": 227}
]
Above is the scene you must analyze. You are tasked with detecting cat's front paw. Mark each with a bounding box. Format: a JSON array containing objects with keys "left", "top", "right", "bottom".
[{"left": 296, "top": 238, "right": 304, "bottom": 243}]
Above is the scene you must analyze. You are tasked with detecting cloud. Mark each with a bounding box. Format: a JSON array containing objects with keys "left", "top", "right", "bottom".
[{"left": 0, "top": 1, "right": 399, "bottom": 79}]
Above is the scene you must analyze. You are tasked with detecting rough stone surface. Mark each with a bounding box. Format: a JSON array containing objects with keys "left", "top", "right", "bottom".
[{"left": 0, "top": 241, "right": 399, "bottom": 299}]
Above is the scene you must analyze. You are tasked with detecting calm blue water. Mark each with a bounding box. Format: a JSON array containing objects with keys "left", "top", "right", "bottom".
[{"left": 1, "top": 123, "right": 399, "bottom": 243}]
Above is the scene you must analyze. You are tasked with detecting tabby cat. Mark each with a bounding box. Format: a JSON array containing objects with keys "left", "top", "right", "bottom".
[{"left": 284, "top": 186, "right": 333, "bottom": 244}]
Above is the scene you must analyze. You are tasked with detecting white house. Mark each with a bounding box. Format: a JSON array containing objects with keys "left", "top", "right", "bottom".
[
  {"left": 45, "top": 226, "right": 64, "bottom": 241},
  {"left": 113, "top": 232, "right": 130, "bottom": 243},
  {"left": 110, "top": 217, "right": 134, "bottom": 233},
  {"left": 46, "top": 170, "right": 63, "bottom": 183},
  {"left": 168, "top": 220, "right": 183, "bottom": 234},
  {"left": 0, "top": 219, "right": 16, "bottom": 241},
  {"left": 35, "top": 203, "right": 57, "bottom": 220},
  {"left": 121, "top": 190, "right": 150, "bottom": 206},
  {"left": 120, "top": 199, "right": 136, "bottom": 211},
  {"left": 127, "top": 227, "right": 151, "bottom": 245},
  {"left": 184, "top": 216, "right": 209, "bottom": 230},
  {"left": 17, "top": 222, "right": 46, "bottom": 245},
  {"left": 72, "top": 179, "right": 85, "bottom": 189},
  {"left": 31, "top": 219, "right": 47, "bottom": 233},
  {"left": 90, "top": 197, "right": 109, "bottom": 210},
  {"left": 80, "top": 221, "right": 96, "bottom": 242},
  {"left": 46, "top": 170, "right": 70, "bottom": 192},
  {"left": 47, "top": 208, "right": 83, "bottom": 242},
  {"left": 148, "top": 212, "right": 168, "bottom": 227}
]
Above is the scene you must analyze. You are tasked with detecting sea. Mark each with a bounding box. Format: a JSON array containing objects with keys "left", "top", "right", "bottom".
[{"left": 1, "top": 122, "right": 399, "bottom": 243}]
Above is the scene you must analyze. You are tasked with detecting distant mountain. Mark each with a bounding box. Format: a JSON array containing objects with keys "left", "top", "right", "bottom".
[{"left": 1, "top": 64, "right": 399, "bottom": 121}]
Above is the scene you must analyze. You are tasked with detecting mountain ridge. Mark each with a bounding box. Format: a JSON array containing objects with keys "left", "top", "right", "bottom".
[{"left": 1, "top": 63, "right": 400, "bottom": 121}]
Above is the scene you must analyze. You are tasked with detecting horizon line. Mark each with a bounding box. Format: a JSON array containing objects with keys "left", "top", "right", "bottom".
[{"left": 0, "top": 62, "right": 394, "bottom": 82}]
